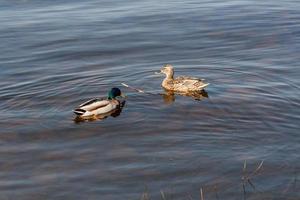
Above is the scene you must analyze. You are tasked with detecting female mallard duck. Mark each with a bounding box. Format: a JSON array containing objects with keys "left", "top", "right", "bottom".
[
  {"left": 74, "top": 88, "right": 125, "bottom": 118},
  {"left": 159, "top": 64, "right": 209, "bottom": 92}
]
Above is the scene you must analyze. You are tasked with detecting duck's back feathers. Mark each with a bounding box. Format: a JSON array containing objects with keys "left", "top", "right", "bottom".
[
  {"left": 79, "top": 98, "right": 101, "bottom": 107},
  {"left": 176, "top": 76, "right": 204, "bottom": 81},
  {"left": 74, "top": 98, "right": 116, "bottom": 117},
  {"left": 80, "top": 99, "right": 110, "bottom": 112},
  {"left": 166, "top": 77, "right": 209, "bottom": 92}
]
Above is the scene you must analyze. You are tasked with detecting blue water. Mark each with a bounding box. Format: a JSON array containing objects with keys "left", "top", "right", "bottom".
[{"left": 0, "top": 0, "right": 299, "bottom": 199}]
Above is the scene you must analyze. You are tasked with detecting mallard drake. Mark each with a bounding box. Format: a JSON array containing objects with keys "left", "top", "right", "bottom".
[
  {"left": 158, "top": 64, "right": 209, "bottom": 92},
  {"left": 74, "top": 88, "right": 125, "bottom": 118}
]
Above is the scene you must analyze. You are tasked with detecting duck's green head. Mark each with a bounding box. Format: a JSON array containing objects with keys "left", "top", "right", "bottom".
[{"left": 108, "top": 87, "right": 122, "bottom": 99}]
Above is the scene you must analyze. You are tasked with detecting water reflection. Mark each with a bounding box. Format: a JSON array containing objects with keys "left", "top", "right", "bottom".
[
  {"left": 73, "top": 101, "right": 126, "bottom": 123},
  {"left": 162, "top": 90, "right": 209, "bottom": 104}
]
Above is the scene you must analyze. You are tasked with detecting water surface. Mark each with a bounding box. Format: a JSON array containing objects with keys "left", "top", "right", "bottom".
[{"left": 0, "top": 0, "right": 299, "bottom": 199}]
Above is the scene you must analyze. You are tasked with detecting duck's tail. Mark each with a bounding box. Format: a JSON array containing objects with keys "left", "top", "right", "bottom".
[
  {"left": 74, "top": 108, "right": 86, "bottom": 116},
  {"left": 200, "top": 83, "right": 210, "bottom": 89}
]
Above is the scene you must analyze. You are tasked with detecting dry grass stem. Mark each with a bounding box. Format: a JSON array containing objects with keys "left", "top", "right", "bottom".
[
  {"left": 250, "top": 160, "right": 264, "bottom": 177},
  {"left": 243, "top": 160, "right": 247, "bottom": 173},
  {"left": 160, "top": 190, "right": 167, "bottom": 200},
  {"left": 200, "top": 187, "right": 204, "bottom": 200}
]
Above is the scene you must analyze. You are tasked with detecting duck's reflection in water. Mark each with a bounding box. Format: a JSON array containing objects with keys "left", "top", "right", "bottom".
[
  {"left": 162, "top": 90, "right": 209, "bottom": 104},
  {"left": 74, "top": 101, "right": 126, "bottom": 123}
]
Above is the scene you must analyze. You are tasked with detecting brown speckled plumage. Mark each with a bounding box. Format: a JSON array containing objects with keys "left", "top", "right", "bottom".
[{"left": 160, "top": 64, "right": 209, "bottom": 92}]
